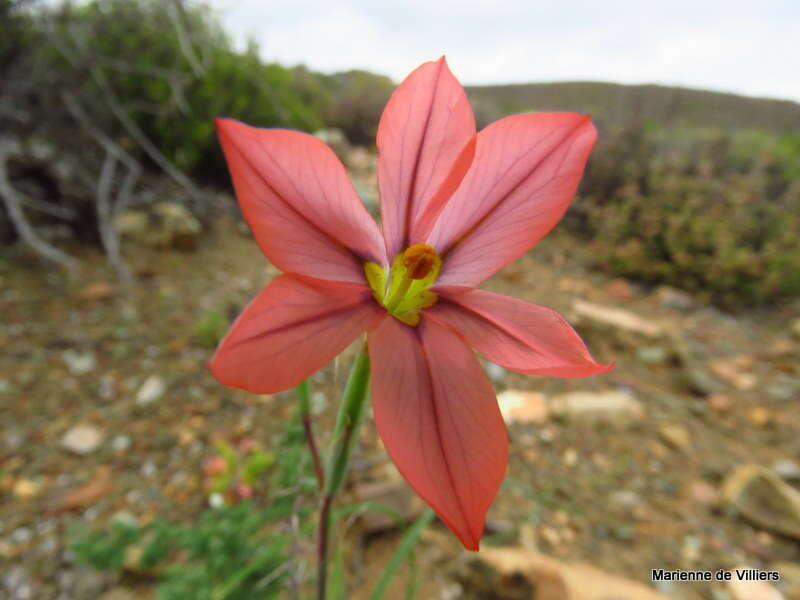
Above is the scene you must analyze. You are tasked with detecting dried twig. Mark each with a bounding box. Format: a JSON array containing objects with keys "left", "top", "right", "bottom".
[
  {"left": 167, "top": 0, "right": 205, "bottom": 78},
  {"left": 63, "top": 92, "right": 140, "bottom": 283},
  {"left": 0, "top": 139, "right": 79, "bottom": 270}
]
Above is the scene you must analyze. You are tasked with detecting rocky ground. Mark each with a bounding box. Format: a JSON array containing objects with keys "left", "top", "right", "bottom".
[{"left": 2, "top": 176, "right": 800, "bottom": 599}]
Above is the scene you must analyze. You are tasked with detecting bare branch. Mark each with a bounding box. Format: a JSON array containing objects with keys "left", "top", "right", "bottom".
[
  {"left": 0, "top": 139, "right": 79, "bottom": 271},
  {"left": 55, "top": 24, "right": 201, "bottom": 203},
  {"left": 167, "top": 0, "right": 205, "bottom": 77},
  {"left": 63, "top": 92, "right": 140, "bottom": 284},
  {"left": 96, "top": 151, "right": 133, "bottom": 284}
]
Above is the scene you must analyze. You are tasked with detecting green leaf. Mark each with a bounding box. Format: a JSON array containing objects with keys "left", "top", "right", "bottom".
[{"left": 369, "top": 509, "right": 435, "bottom": 600}]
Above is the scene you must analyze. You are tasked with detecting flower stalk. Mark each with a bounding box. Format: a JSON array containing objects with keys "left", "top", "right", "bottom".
[
  {"left": 317, "top": 343, "right": 371, "bottom": 600},
  {"left": 295, "top": 379, "right": 325, "bottom": 490}
]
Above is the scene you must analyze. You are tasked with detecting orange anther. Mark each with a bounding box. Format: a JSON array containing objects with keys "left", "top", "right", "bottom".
[{"left": 402, "top": 244, "right": 438, "bottom": 280}]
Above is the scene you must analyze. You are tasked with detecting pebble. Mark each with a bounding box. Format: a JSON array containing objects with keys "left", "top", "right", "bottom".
[
  {"left": 497, "top": 390, "right": 548, "bottom": 424},
  {"left": 658, "top": 423, "right": 692, "bottom": 452},
  {"left": 772, "top": 459, "right": 800, "bottom": 480},
  {"left": 548, "top": 390, "right": 644, "bottom": 426},
  {"left": 311, "top": 391, "right": 327, "bottom": 415},
  {"left": 62, "top": 349, "right": 96, "bottom": 375},
  {"left": 656, "top": 285, "right": 695, "bottom": 310},
  {"left": 136, "top": 375, "right": 166, "bottom": 407},
  {"left": 637, "top": 346, "right": 668, "bottom": 364},
  {"left": 61, "top": 424, "right": 104, "bottom": 455},
  {"left": 12, "top": 478, "right": 42, "bottom": 500},
  {"left": 11, "top": 527, "right": 33, "bottom": 543},
  {"left": 609, "top": 490, "right": 642, "bottom": 509},
  {"left": 485, "top": 362, "right": 507, "bottom": 383},
  {"left": 688, "top": 480, "right": 719, "bottom": 505},
  {"left": 111, "top": 435, "right": 132, "bottom": 452}
]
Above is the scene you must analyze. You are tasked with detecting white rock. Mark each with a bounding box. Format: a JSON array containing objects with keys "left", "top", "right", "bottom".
[
  {"left": 62, "top": 349, "right": 96, "bottom": 375},
  {"left": 573, "top": 299, "right": 662, "bottom": 337},
  {"left": 485, "top": 362, "right": 507, "bottom": 383},
  {"left": 497, "top": 390, "right": 548, "bottom": 424},
  {"left": 311, "top": 391, "right": 327, "bottom": 415},
  {"left": 136, "top": 375, "right": 166, "bottom": 407},
  {"left": 548, "top": 390, "right": 644, "bottom": 425},
  {"left": 728, "top": 570, "right": 784, "bottom": 600},
  {"left": 111, "top": 435, "right": 131, "bottom": 452},
  {"left": 61, "top": 424, "right": 104, "bottom": 455}
]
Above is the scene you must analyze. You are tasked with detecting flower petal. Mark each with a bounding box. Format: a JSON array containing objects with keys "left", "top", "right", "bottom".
[
  {"left": 377, "top": 57, "right": 476, "bottom": 259},
  {"left": 424, "top": 113, "right": 597, "bottom": 288},
  {"left": 210, "top": 274, "right": 382, "bottom": 393},
  {"left": 368, "top": 316, "right": 507, "bottom": 550},
  {"left": 216, "top": 118, "right": 386, "bottom": 283},
  {"left": 427, "top": 289, "right": 614, "bottom": 377}
]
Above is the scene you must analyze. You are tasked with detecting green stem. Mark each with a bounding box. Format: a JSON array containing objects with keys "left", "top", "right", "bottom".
[
  {"left": 296, "top": 379, "right": 325, "bottom": 490},
  {"left": 317, "top": 343, "right": 371, "bottom": 600}
]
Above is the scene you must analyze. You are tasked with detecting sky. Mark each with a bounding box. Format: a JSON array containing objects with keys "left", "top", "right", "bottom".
[{"left": 208, "top": 0, "right": 800, "bottom": 103}]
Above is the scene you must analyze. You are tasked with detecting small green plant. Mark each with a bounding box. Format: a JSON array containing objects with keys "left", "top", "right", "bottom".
[{"left": 193, "top": 310, "right": 228, "bottom": 349}]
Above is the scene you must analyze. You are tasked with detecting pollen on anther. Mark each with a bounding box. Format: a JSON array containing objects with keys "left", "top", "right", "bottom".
[{"left": 402, "top": 243, "right": 438, "bottom": 280}]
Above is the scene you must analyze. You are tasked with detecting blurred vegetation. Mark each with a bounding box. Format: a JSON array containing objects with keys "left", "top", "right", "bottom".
[
  {"left": 572, "top": 125, "right": 800, "bottom": 306},
  {"left": 38, "top": 0, "right": 329, "bottom": 181},
  {"left": 2, "top": 0, "right": 799, "bottom": 306},
  {"left": 465, "top": 81, "right": 800, "bottom": 134}
]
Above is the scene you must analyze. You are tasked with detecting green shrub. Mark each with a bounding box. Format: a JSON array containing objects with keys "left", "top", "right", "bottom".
[
  {"left": 575, "top": 124, "right": 800, "bottom": 305},
  {"left": 35, "top": 0, "right": 331, "bottom": 181}
]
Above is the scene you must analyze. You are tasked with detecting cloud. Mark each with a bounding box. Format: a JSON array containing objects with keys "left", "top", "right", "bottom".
[{"left": 209, "top": 0, "right": 800, "bottom": 101}]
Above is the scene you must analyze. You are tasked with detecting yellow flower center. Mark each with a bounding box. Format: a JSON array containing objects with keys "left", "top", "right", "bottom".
[{"left": 364, "top": 243, "right": 441, "bottom": 326}]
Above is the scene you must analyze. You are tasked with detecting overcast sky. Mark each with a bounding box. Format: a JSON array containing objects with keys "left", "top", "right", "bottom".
[{"left": 207, "top": 0, "right": 800, "bottom": 103}]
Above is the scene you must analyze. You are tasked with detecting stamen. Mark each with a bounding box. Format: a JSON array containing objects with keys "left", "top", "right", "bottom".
[
  {"left": 402, "top": 244, "right": 437, "bottom": 279},
  {"left": 363, "top": 244, "right": 441, "bottom": 325}
]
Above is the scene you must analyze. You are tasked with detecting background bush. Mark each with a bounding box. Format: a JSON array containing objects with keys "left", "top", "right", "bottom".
[{"left": 573, "top": 125, "right": 800, "bottom": 305}]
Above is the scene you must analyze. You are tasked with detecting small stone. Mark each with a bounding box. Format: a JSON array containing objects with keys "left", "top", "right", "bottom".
[
  {"left": 709, "top": 357, "right": 758, "bottom": 390},
  {"left": 609, "top": 490, "right": 642, "bottom": 509},
  {"left": 111, "top": 435, "right": 131, "bottom": 452},
  {"left": 62, "top": 349, "right": 96, "bottom": 375},
  {"left": 708, "top": 393, "right": 734, "bottom": 412},
  {"left": 548, "top": 390, "right": 644, "bottom": 426},
  {"left": 680, "top": 536, "right": 702, "bottom": 565},
  {"left": 61, "top": 424, "right": 104, "bottom": 455},
  {"left": 727, "top": 568, "right": 784, "bottom": 600},
  {"left": 748, "top": 407, "right": 773, "bottom": 427},
  {"left": 311, "top": 391, "right": 327, "bottom": 415},
  {"left": 12, "top": 527, "right": 33, "bottom": 543},
  {"left": 658, "top": 424, "right": 692, "bottom": 452},
  {"left": 772, "top": 459, "right": 800, "bottom": 481},
  {"left": 136, "top": 375, "right": 166, "bottom": 407},
  {"left": 687, "top": 480, "right": 719, "bottom": 506},
  {"left": 497, "top": 390, "right": 548, "bottom": 424},
  {"left": 605, "top": 278, "right": 636, "bottom": 301},
  {"left": 637, "top": 346, "right": 668, "bottom": 364},
  {"left": 723, "top": 465, "right": 800, "bottom": 539},
  {"left": 485, "top": 362, "right": 507, "bottom": 383},
  {"left": 13, "top": 478, "right": 42, "bottom": 500},
  {"left": 141, "top": 461, "right": 157, "bottom": 478},
  {"left": 572, "top": 300, "right": 662, "bottom": 337},
  {"left": 98, "top": 374, "right": 116, "bottom": 400},
  {"left": 78, "top": 281, "right": 114, "bottom": 301},
  {"left": 655, "top": 286, "right": 695, "bottom": 310}
]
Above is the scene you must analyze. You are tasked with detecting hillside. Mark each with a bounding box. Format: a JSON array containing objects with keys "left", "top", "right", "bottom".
[{"left": 465, "top": 81, "right": 800, "bottom": 132}]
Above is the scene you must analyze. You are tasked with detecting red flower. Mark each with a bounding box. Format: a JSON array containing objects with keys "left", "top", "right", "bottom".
[{"left": 211, "top": 57, "right": 613, "bottom": 550}]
